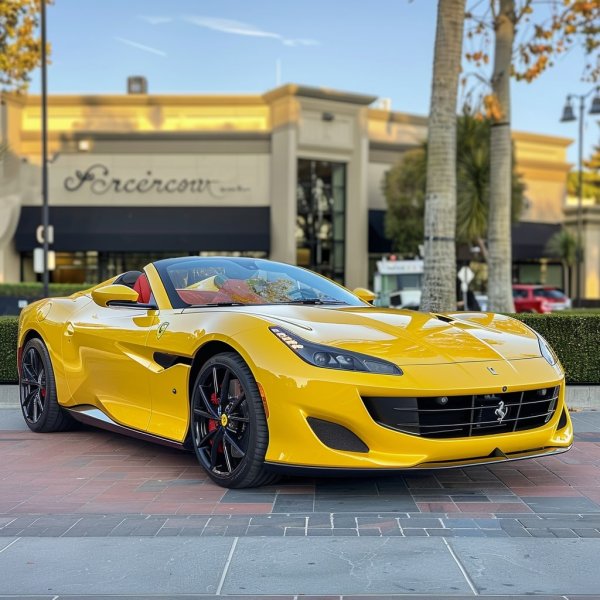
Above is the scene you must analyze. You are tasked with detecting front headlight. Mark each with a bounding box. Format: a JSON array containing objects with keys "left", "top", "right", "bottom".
[
  {"left": 269, "top": 326, "right": 403, "bottom": 375},
  {"left": 537, "top": 333, "right": 558, "bottom": 366}
]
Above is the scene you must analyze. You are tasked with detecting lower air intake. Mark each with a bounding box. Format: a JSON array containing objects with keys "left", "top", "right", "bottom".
[{"left": 307, "top": 417, "right": 369, "bottom": 453}]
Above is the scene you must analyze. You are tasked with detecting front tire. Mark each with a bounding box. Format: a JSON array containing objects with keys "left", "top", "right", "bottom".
[
  {"left": 19, "top": 337, "right": 74, "bottom": 432},
  {"left": 190, "top": 352, "right": 277, "bottom": 488}
]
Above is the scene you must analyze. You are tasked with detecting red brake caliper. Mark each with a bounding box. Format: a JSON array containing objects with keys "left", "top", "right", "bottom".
[{"left": 208, "top": 391, "right": 223, "bottom": 452}]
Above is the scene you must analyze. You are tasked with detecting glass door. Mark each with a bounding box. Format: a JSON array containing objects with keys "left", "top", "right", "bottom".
[{"left": 296, "top": 159, "right": 346, "bottom": 283}]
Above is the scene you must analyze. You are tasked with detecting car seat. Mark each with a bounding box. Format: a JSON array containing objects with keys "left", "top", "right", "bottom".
[{"left": 133, "top": 274, "right": 152, "bottom": 304}]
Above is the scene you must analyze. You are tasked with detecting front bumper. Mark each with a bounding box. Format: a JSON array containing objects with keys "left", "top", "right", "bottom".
[
  {"left": 265, "top": 445, "right": 572, "bottom": 475},
  {"left": 255, "top": 356, "right": 572, "bottom": 470}
]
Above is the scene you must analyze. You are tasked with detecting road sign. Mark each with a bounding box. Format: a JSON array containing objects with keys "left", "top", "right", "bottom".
[
  {"left": 33, "top": 248, "right": 55, "bottom": 274},
  {"left": 458, "top": 266, "right": 474, "bottom": 294},
  {"left": 36, "top": 224, "right": 54, "bottom": 245}
]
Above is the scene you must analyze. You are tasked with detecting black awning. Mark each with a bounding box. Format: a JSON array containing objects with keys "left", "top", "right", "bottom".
[
  {"left": 15, "top": 206, "right": 270, "bottom": 253},
  {"left": 368, "top": 209, "right": 393, "bottom": 254},
  {"left": 512, "top": 221, "right": 561, "bottom": 261},
  {"left": 369, "top": 210, "right": 561, "bottom": 261}
]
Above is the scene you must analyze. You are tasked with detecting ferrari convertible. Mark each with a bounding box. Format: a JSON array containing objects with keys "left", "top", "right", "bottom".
[{"left": 17, "top": 256, "right": 572, "bottom": 488}]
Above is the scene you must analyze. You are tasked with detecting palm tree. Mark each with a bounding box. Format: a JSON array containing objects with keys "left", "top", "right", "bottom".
[
  {"left": 383, "top": 149, "right": 426, "bottom": 256},
  {"left": 456, "top": 114, "right": 524, "bottom": 257},
  {"left": 487, "top": 0, "right": 515, "bottom": 312},
  {"left": 384, "top": 114, "right": 524, "bottom": 261},
  {"left": 456, "top": 116, "right": 489, "bottom": 254},
  {"left": 420, "top": 0, "right": 466, "bottom": 312}
]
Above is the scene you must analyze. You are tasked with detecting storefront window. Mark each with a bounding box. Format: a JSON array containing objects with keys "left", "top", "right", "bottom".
[
  {"left": 20, "top": 251, "right": 267, "bottom": 284},
  {"left": 296, "top": 159, "right": 346, "bottom": 283}
]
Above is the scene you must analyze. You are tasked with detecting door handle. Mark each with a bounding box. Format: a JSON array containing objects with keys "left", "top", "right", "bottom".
[{"left": 65, "top": 322, "right": 75, "bottom": 336}]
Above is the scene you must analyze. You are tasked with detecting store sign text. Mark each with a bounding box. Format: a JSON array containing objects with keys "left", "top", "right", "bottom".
[{"left": 64, "top": 163, "right": 250, "bottom": 197}]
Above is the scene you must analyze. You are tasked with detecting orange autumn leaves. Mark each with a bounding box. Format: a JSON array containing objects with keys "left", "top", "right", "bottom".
[
  {"left": 465, "top": 0, "right": 599, "bottom": 120},
  {"left": 0, "top": 0, "right": 51, "bottom": 93}
]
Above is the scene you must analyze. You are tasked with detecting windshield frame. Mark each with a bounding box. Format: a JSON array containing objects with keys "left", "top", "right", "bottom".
[{"left": 152, "top": 256, "right": 366, "bottom": 309}]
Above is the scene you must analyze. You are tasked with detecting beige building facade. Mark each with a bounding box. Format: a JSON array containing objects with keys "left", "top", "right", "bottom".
[{"left": 0, "top": 84, "right": 582, "bottom": 295}]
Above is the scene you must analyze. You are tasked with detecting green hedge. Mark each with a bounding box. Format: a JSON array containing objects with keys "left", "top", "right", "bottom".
[
  {"left": 0, "top": 313, "right": 598, "bottom": 385},
  {"left": 0, "top": 283, "right": 88, "bottom": 298},
  {"left": 513, "top": 312, "right": 600, "bottom": 385},
  {"left": 0, "top": 317, "right": 18, "bottom": 384}
]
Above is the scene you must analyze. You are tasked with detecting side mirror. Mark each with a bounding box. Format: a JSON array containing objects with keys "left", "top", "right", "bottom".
[
  {"left": 91, "top": 284, "right": 139, "bottom": 307},
  {"left": 353, "top": 287, "right": 376, "bottom": 304}
]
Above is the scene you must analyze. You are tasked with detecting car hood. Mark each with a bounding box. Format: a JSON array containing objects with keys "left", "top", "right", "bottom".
[{"left": 235, "top": 305, "right": 542, "bottom": 365}]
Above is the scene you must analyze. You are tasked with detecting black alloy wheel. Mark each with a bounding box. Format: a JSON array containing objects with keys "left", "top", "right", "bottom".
[
  {"left": 190, "top": 352, "right": 277, "bottom": 488},
  {"left": 20, "top": 344, "right": 46, "bottom": 424},
  {"left": 19, "top": 338, "right": 74, "bottom": 433}
]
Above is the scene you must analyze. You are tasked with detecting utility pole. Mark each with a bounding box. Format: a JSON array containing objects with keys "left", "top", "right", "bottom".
[{"left": 41, "top": 0, "right": 49, "bottom": 298}]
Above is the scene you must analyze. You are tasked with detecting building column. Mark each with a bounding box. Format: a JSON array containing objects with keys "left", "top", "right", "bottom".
[
  {"left": 344, "top": 107, "right": 370, "bottom": 290},
  {"left": 582, "top": 207, "right": 600, "bottom": 300},
  {"left": 268, "top": 96, "right": 299, "bottom": 265},
  {"left": 0, "top": 196, "right": 21, "bottom": 283},
  {"left": 565, "top": 205, "right": 600, "bottom": 300}
]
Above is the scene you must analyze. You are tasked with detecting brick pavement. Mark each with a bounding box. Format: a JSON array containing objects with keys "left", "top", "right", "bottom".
[{"left": 1, "top": 411, "right": 599, "bottom": 539}]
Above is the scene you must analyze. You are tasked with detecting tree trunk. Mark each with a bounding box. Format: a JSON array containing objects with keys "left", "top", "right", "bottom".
[
  {"left": 487, "top": 0, "right": 515, "bottom": 312},
  {"left": 420, "top": 0, "right": 466, "bottom": 312}
]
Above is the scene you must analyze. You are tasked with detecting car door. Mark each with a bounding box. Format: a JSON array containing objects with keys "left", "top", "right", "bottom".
[
  {"left": 144, "top": 310, "right": 193, "bottom": 442},
  {"left": 61, "top": 295, "right": 159, "bottom": 432}
]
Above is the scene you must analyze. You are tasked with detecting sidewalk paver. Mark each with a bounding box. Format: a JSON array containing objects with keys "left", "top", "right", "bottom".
[
  {"left": 450, "top": 538, "right": 600, "bottom": 595},
  {"left": 1, "top": 405, "right": 600, "bottom": 596},
  {"left": 0, "top": 408, "right": 599, "bottom": 538},
  {"left": 0, "top": 537, "right": 233, "bottom": 595},
  {"left": 221, "top": 537, "right": 471, "bottom": 595}
]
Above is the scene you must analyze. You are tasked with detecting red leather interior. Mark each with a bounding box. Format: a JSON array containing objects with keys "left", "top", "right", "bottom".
[
  {"left": 133, "top": 274, "right": 151, "bottom": 304},
  {"left": 177, "top": 290, "right": 229, "bottom": 305}
]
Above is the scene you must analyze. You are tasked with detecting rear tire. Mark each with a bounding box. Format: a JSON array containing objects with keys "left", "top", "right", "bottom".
[
  {"left": 19, "top": 338, "right": 75, "bottom": 433},
  {"left": 190, "top": 352, "right": 279, "bottom": 488}
]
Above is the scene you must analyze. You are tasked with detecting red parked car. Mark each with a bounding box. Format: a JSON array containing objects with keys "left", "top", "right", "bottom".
[{"left": 512, "top": 284, "right": 572, "bottom": 313}]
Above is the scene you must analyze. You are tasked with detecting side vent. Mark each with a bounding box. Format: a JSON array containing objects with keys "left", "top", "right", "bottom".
[
  {"left": 558, "top": 408, "right": 568, "bottom": 430},
  {"left": 154, "top": 352, "right": 192, "bottom": 370},
  {"left": 307, "top": 417, "right": 369, "bottom": 453}
]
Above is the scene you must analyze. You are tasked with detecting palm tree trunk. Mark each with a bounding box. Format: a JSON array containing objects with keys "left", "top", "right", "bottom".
[
  {"left": 487, "top": 0, "right": 515, "bottom": 312},
  {"left": 420, "top": 0, "right": 466, "bottom": 312}
]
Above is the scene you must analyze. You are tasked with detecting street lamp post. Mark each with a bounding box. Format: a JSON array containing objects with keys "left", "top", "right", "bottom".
[
  {"left": 40, "top": 0, "right": 49, "bottom": 298},
  {"left": 560, "top": 87, "right": 600, "bottom": 308}
]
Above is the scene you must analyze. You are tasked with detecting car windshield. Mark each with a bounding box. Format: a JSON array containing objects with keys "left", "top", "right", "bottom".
[
  {"left": 160, "top": 257, "right": 364, "bottom": 307},
  {"left": 533, "top": 288, "right": 566, "bottom": 300}
]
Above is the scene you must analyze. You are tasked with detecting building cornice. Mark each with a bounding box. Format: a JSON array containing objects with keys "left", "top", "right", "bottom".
[
  {"left": 368, "top": 109, "right": 428, "bottom": 127},
  {"left": 53, "top": 131, "right": 272, "bottom": 142},
  {"left": 516, "top": 159, "right": 572, "bottom": 173},
  {"left": 564, "top": 205, "right": 600, "bottom": 226},
  {"left": 513, "top": 130, "right": 572, "bottom": 147},
  {"left": 0, "top": 93, "right": 27, "bottom": 106},
  {"left": 369, "top": 140, "right": 420, "bottom": 153},
  {"left": 263, "top": 84, "right": 377, "bottom": 106},
  {"left": 10, "top": 93, "right": 267, "bottom": 107}
]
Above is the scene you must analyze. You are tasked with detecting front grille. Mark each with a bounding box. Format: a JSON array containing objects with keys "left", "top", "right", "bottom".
[{"left": 363, "top": 387, "right": 560, "bottom": 439}]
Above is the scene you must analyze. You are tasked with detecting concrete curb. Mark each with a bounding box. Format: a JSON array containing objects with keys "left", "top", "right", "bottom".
[
  {"left": 565, "top": 386, "right": 600, "bottom": 411},
  {"left": 0, "top": 385, "right": 18, "bottom": 407},
  {"left": 1, "top": 384, "right": 599, "bottom": 410}
]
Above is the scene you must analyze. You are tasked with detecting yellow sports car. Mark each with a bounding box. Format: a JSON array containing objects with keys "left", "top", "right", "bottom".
[{"left": 17, "top": 256, "right": 572, "bottom": 488}]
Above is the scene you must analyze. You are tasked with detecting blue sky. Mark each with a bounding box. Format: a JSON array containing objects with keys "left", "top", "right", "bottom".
[{"left": 30, "top": 0, "right": 599, "bottom": 163}]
